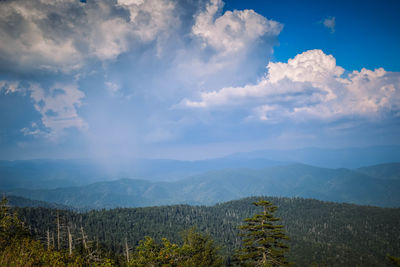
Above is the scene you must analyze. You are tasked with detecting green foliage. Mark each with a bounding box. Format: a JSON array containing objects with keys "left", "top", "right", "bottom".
[
  {"left": 0, "top": 197, "right": 115, "bottom": 266},
  {"left": 388, "top": 255, "right": 400, "bottom": 266},
  {"left": 236, "top": 200, "right": 289, "bottom": 267},
  {"left": 0, "top": 196, "right": 30, "bottom": 249},
  {"left": 129, "top": 236, "right": 179, "bottom": 266},
  {"left": 12, "top": 196, "right": 400, "bottom": 266},
  {"left": 179, "top": 228, "right": 223, "bottom": 267},
  {"left": 0, "top": 237, "right": 76, "bottom": 266},
  {"left": 129, "top": 228, "right": 223, "bottom": 267}
]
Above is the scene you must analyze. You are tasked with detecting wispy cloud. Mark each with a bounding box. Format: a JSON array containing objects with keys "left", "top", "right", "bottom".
[{"left": 323, "top": 16, "right": 336, "bottom": 33}]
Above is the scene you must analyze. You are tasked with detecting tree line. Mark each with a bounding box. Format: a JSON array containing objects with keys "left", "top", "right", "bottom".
[{"left": 1, "top": 196, "right": 292, "bottom": 266}]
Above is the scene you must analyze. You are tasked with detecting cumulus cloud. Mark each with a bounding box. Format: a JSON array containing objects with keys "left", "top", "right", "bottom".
[
  {"left": 0, "top": 0, "right": 279, "bottom": 92},
  {"left": 0, "top": 0, "right": 85, "bottom": 72},
  {"left": 117, "top": 0, "right": 177, "bottom": 41},
  {"left": 0, "top": 0, "right": 178, "bottom": 73},
  {"left": 181, "top": 49, "right": 400, "bottom": 122},
  {"left": 192, "top": 0, "right": 282, "bottom": 56},
  {"left": 166, "top": 0, "right": 283, "bottom": 95},
  {"left": 323, "top": 16, "right": 336, "bottom": 33}
]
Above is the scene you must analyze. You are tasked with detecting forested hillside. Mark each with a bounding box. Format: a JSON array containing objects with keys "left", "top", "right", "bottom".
[
  {"left": 13, "top": 196, "right": 400, "bottom": 266},
  {"left": 6, "top": 195, "right": 72, "bottom": 210}
]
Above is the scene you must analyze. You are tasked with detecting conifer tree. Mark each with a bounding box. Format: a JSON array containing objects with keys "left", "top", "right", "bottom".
[
  {"left": 179, "top": 227, "right": 223, "bottom": 267},
  {"left": 236, "top": 199, "right": 289, "bottom": 267}
]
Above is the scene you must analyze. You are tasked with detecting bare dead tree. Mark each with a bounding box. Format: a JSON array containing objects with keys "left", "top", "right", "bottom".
[
  {"left": 81, "top": 226, "right": 88, "bottom": 250},
  {"left": 125, "top": 237, "right": 130, "bottom": 263},
  {"left": 51, "top": 231, "right": 55, "bottom": 249},
  {"left": 68, "top": 226, "right": 73, "bottom": 256},
  {"left": 46, "top": 229, "right": 50, "bottom": 250},
  {"left": 57, "top": 212, "right": 60, "bottom": 250}
]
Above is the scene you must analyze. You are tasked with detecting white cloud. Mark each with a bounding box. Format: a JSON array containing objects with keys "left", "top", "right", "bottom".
[
  {"left": 0, "top": 0, "right": 84, "bottom": 72},
  {"left": 20, "top": 122, "right": 41, "bottom": 136},
  {"left": 167, "top": 0, "right": 283, "bottom": 98},
  {"left": 87, "top": 17, "right": 132, "bottom": 61},
  {"left": 0, "top": 0, "right": 178, "bottom": 72},
  {"left": 267, "top": 49, "right": 344, "bottom": 84},
  {"left": 117, "top": 0, "right": 177, "bottom": 42},
  {"left": 28, "top": 83, "right": 88, "bottom": 139},
  {"left": 181, "top": 49, "right": 400, "bottom": 122},
  {"left": 0, "top": 81, "right": 21, "bottom": 94},
  {"left": 0, "top": 0, "right": 281, "bottom": 98},
  {"left": 192, "top": 0, "right": 283, "bottom": 56},
  {"left": 1, "top": 80, "right": 88, "bottom": 140},
  {"left": 323, "top": 16, "right": 336, "bottom": 33},
  {"left": 252, "top": 105, "right": 276, "bottom": 122}
]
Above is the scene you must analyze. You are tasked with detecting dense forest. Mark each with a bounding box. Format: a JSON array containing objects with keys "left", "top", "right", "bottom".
[{"left": 4, "top": 196, "right": 400, "bottom": 266}]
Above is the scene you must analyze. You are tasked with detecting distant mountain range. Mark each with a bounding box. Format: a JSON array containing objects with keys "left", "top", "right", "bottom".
[
  {"left": 6, "top": 162, "right": 400, "bottom": 209},
  {"left": 226, "top": 145, "right": 400, "bottom": 168},
  {"left": 1, "top": 145, "right": 400, "bottom": 191},
  {"left": 0, "top": 157, "right": 284, "bottom": 190},
  {"left": 0, "top": 159, "right": 109, "bottom": 190}
]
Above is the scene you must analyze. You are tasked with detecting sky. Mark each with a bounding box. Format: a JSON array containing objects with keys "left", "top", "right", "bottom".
[{"left": 0, "top": 0, "right": 399, "bottom": 161}]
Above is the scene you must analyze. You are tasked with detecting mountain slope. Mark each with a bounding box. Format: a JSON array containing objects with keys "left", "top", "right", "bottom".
[
  {"left": 14, "top": 196, "right": 400, "bottom": 267},
  {"left": 0, "top": 158, "right": 284, "bottom": 190},
  {"left": 356, "top": 162, "right": 400, "bottom": 180},
  {"left": 227, "top": 145, "right": 400, "bottom": 168},
  {"left": 173, "top": 164, "right": 400, "bottom": 206},
  {"left": 8, "top": 163, "right": 400, "bottom": 208},
  {"left": 4, "top": 195, "right": 71, "bottom": 209},
  {"left": 0, "top": 159, "right": 110, "bottom": 190},
  {"left": 3, "top": 146, "right": 400, "bottom": 191},
  {"left": 8, "top": 179, "right": 174, "bottom": 209}
]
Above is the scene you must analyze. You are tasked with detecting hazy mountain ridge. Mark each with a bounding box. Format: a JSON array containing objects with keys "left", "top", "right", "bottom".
[
  {"left": 227, "top": 145, "right": 400, "bottom": 168},
  {"left": 2, "top": 146, "right": 400, "bottom": 191},
  {"left": 6, "top": 163, "right": 400, "bottom": 209},
  {"left": 356, "top": 162, "right": 400, "bottom": 180},
  {"left": 0, "top": 157, "right": 285, "bottom": 190},
  {"left": 0, "top": 159, "right": 110, "bottom": 190}
]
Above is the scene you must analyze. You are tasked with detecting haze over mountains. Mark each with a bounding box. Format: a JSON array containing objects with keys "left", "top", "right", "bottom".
[
  {"left": 1, "top": 146, "right": 400, "bottom": 209},
  {"left": 227, "top": 145, "right": 400, "bottom": 169},
  {"left": 2, "top": 145, "right": 400, "bottom": 188},
  {"left": 5, "top": 163, "right": 400, "bottom": 209}
]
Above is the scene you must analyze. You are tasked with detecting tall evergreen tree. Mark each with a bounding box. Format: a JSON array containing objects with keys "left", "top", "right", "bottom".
[{"left": 236, "top": 199, "right": 289, "bottom": 267}]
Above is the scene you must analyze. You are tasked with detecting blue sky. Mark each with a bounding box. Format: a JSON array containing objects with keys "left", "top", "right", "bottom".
[
  {"left": 225, "top": 0, "right": 400, "bottom": 71},
  {"left": 0, "top": 0, "right": 399, "bottom": 161}
]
